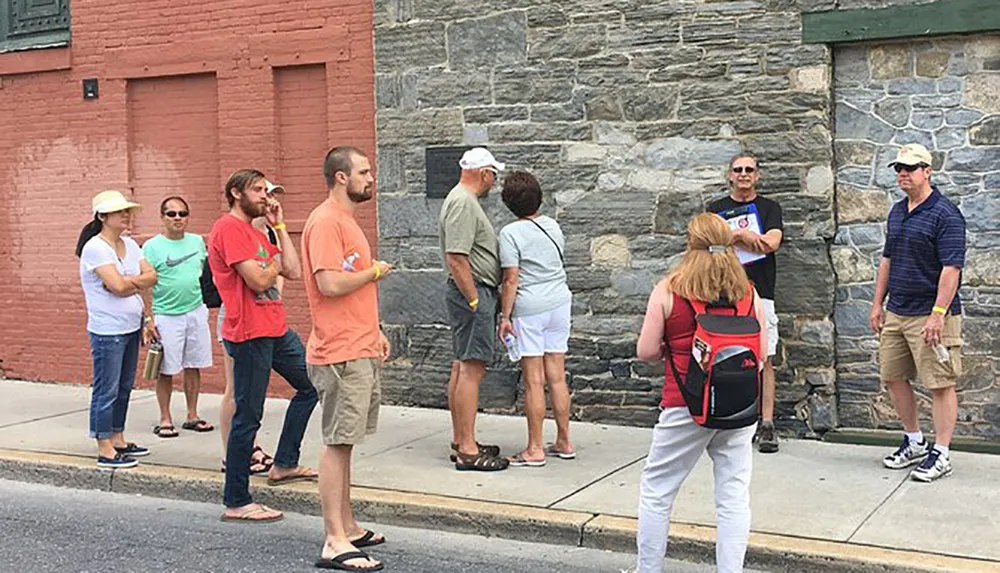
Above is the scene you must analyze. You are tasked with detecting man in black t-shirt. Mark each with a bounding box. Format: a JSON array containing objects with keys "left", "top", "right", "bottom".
[{"left": 707, "top": 152, "right": 784, "bottom": 453}]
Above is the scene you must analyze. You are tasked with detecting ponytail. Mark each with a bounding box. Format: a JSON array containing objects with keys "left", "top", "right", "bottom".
[{"left": 75, "top": 215, "right": 103, "bottom": 258}]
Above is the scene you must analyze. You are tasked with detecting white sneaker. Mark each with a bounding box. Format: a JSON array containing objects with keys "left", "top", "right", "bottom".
[
  {"left": 883, "top": 436, "right": 928, "bottom": 469},
  {"left": 910, "top": 448, "right": 953, "bottom": 482}
]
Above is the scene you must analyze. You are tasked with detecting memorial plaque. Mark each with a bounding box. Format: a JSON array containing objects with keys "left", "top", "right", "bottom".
[{"left": 425, "top": 146, "right": 472, "bottom": 199}]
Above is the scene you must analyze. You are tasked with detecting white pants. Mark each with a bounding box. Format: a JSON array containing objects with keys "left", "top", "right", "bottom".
[{"left": 636, "top": 407, "right": 755, "bottom": 573}]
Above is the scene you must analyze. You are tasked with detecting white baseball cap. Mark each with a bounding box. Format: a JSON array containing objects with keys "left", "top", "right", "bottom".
[
  {"left": 459, "top": 147, "right": 505, "bottom": 172},
  {"left": 265, "top": 180, "right": 285, "bottom": 195},
  {"left": 888, "top": 143, "right": 934, "bottom": 167},
  {"left": 92, "top": 190, "right": 141, "bottom": 214}
]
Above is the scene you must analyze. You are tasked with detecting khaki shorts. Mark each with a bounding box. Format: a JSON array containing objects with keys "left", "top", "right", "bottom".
[
  {"left": 308, "top": 358, "right": 381, "bottom": 445},
  {"left": 880, "top": 312, "right": 963, "bottom": 389}
]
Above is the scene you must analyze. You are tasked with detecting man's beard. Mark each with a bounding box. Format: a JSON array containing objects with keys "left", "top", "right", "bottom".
[
  {"left": 239, "top": 192, "right": 266, "bottom": 218},
  {"left": 347, "top": 184, "right": 372, "bottom": 203}
]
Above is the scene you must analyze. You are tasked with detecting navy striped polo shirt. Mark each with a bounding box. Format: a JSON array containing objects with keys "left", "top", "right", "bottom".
[{"left": 883, "top": 186, "right": 966, "bottom": 316}]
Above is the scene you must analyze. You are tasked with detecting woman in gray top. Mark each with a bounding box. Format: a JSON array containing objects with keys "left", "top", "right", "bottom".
[{"left": 497, "top": 171, "right": 575, "bottom": 466}]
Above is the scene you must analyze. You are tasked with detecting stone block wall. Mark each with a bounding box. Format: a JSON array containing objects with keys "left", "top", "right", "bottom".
[
  {"left": 832, "top": 35, "right": 1000, "bottom": 438},
  {"left": 373, "top": 0, "right": 840, "bottom": 433},
  {"left": 373, "top": 0, "right": 1000, "bottom": 438}
]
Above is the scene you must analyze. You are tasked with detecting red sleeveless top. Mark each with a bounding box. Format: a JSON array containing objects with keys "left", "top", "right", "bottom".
[{"left": 661, "top": 293, "right": 695, "bottom": 408}]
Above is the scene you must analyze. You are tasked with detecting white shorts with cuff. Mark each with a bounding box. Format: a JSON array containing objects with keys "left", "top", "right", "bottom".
[
  {"left": 512, "top": 301, "right": 571, "bottom": 357},
  {"left": 154, "top": 304, "right": 213, "bottom": 376}
]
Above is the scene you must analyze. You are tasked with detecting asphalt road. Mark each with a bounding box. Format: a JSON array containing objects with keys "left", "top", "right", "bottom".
[{"left": 0, "top": 478, "right": 757, "bottom": 573}]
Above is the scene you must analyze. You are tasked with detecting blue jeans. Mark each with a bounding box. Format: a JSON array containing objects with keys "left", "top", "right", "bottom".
[
  {"left": 223, "top": 329, "right": 318, "bottom": 508},
  {"left": 88, "top": 330, "right": 141, "bottom": 440}
]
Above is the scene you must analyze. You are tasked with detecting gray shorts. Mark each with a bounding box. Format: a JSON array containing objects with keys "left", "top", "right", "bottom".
[{"left": 445, "top": 280, "right": 498, "bottom": 363}]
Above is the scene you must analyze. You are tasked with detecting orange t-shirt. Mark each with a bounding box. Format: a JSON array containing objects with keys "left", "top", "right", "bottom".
[{"left": 301, "top": 198, "right": 381, "bottom": 365}]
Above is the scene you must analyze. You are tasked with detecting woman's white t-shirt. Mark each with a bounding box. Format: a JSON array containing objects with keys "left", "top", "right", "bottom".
[{"left": 79, "top": 235, "right": 145, "bottom": 335}]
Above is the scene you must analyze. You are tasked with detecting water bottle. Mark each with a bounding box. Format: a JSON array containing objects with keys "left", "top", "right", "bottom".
[
  {"left": 143, "top": 341, "right": 163, "bottom": 380},
  {"left": 342, "top": 253, "right": 359, "bottom": 272},
  {"left": 933, "top": 344, "right": 950, "bottom": 364},
  {"left": 503, "top": 334, "right": 521, "bottom": 363}
]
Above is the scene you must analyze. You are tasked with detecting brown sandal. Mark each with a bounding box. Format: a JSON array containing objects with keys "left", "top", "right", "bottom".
[
  {"left": 454, "top": 450, "right": 509, "bottom": 472},
  {"left": 449, "top": 441, "right": 501, "bottom": 463}
]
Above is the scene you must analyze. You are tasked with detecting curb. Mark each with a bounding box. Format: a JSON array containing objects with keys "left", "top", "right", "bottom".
[{"left": 1, "top": 448, "right": 997, "bottom": 573}]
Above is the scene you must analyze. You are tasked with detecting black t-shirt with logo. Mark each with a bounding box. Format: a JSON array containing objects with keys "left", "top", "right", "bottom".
[{"left": 707, "top": 194, "right": 783, "bottom": 300}]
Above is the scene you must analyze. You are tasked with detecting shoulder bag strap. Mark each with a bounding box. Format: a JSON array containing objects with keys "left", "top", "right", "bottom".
[{"left": 525, "top": 217, "right": 564, "bottom": 263}]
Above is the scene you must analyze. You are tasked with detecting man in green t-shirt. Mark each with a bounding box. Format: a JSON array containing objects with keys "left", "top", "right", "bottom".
[
  {"left": 142, "top": 196, "right": 214, "bottom": 438},
  {"left": 438, "top": 147, "right": 508, "bottom": 472}
]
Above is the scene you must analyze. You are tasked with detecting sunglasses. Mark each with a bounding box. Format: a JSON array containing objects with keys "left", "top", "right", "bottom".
[
  {"left": 893, "top": 163, "right": 928, "bottom": 173},
  {"left": 483, "top": 168, "right": 498, "bottom": 177},
  {"left": 731, "top": 166, "right": 756, "bottom": 174},
  {"left": 164, "top": 210, "right": 189, "bottom": 218}
]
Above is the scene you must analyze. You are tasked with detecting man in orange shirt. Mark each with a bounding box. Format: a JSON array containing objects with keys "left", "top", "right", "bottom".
[{"left": 301, "top": 146, "right": 392, "bottom": 571}]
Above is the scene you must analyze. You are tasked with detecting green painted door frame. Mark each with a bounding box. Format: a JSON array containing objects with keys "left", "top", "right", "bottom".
[{"left": 803, "top": 0, "right": 1000, "bottom": 44}]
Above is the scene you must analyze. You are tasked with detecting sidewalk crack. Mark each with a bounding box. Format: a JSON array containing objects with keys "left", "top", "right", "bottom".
[
  {"left": 846, "top": 473, "right": 908, "bottom": 542},
  {"left": 545, "top": 454, "right": 647, "bottom": 510}
]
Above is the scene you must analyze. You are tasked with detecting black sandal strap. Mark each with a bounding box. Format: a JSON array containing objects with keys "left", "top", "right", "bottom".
[{"left": 334, "top": 551, "right": 370, "bottom": 563}]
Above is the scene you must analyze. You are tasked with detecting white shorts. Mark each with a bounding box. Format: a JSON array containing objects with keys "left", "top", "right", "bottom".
[
  {"left": 154, "top": 304, "right": 213, "bottom": 376},
  {"left": 512, "top": 301, "right": 571, "bottom": 357},
  {"left": 760, "top": 298, "right": 779, "bottom": 358}
]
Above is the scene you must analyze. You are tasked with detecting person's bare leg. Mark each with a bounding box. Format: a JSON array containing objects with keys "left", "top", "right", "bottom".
[
  {"left": 517, "top": 356, "right": 546, "bottom": 461},
  {"left": 319, "top": 444, "right": 380, "bottom": 569},
  {"left": 97, "top": 438, "right": 117, "bottom": 459},
  {"left": 448, "top": 360, "right": 461, "bottom": 445},
  {"left": 156, "top": 373, "right": 175, "bottom": 429},
  {"left": 183, "top": 368, "right": 202, "bottom": 424},
  {"left": 761, "top": 359, "right": 776, "bottom": 422},
  {"left": 543, "top": 353, "right": 573, "bottom": 454},
  {"left": 886, "top": 379, "right": 920, "bottom": 432},
  {"left": 454, "top": 359, "right": 486, "bottom": 456},
  {"left": 931, "top": 387, "right": 957, "bottom": 447}
]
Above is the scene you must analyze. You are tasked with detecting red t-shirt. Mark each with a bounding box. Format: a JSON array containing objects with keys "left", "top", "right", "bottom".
[{"left": 208, "top": 214, "right": 287, "bottom": 343}]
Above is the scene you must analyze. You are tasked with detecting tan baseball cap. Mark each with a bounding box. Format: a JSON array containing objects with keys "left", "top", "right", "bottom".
[{"left": 888, "top": 143, "right": 933, "bottom": 167}]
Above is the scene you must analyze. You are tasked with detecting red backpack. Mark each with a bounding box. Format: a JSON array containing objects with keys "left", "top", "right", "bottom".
[{"left": 664, "top": 293, "right": 762, "bottom": 429}]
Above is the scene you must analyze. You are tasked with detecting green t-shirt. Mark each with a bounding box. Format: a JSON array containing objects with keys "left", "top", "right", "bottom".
[
  {"left": 142, "top": 233, "right": 207, "bottom": 315},
  {"left": 438, "top": 184, "right": 501, "bottom": 287}
]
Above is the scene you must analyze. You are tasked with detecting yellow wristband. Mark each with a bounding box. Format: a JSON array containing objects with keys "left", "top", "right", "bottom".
[
  {"left": 932, "top": 306, "right": 947, "bottom": 315},
  {"left": 374, "top": 265, "right": 381, "bottom": 280},
  {"left": 469, "top": 298, "right": 479, "bottom": 309},
  {"left": 272, "top": 222, "right": 287, "bottom": 231}
]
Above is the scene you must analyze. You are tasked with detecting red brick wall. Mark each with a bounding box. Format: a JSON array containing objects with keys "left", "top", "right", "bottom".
[{"left": 0, "top": 1, "right": 377, "bottom": 395}]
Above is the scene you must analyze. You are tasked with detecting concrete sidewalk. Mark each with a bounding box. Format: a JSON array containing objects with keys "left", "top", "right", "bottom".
[{"left": 1, "top": 379, "right": 998, "bottom": 572}]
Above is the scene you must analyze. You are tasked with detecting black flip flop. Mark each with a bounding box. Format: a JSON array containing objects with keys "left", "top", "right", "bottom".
[
  {"left": 315, "top": 551, "right": 383, "bottom": 571},
  {"left": 350, "top": 529, "right": 386, "bottom": 548},
  {"left": 153, "top": 425, "right": 179, "bottom": 438},
  {"left": 181, "top": 419, "right": 215, "bottom": 433}
]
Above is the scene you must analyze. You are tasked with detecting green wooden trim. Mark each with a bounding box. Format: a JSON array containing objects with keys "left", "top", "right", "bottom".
[{"left": 803, "top": 0, "right": 1000, "bottom": 44}]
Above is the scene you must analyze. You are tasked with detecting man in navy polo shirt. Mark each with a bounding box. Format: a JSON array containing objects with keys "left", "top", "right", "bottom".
[{"left": 870, "top": 143, "right": 966, "bottom": 483}]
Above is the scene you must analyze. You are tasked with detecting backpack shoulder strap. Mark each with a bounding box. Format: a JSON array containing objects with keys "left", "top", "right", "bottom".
[
  {"left": 688, "top": 298, "right": 707, "bottom": 316},
  {"left": 736, "top": 288, "right": 756, "bottom": 317}
]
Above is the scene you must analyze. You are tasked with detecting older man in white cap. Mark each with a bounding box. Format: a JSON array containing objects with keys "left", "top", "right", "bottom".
[
  {"left": 871, "top": 143, "right": 967, "bottom": 482},
  {"left": 438, "top": 147, "right": 509, "bottom": 471}
]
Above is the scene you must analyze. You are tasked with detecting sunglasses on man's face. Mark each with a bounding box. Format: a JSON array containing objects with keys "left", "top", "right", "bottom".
[
  {"left": 894, "top": 164, "right": 928, "bottom": 174},
  {"left": 164, "top": 210, "right": 189, "bottom": 218},
  {"left": 731, "top": 166, "right": 756, "bottom": 174}
]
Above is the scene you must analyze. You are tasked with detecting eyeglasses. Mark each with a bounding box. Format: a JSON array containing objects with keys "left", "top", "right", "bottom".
[
  {"left": 893, "top": 164, "right": 928, "bottom": 173},
  {"left": 164, "top": 210, "right": 189, "bottom": 218},
  {"left": 731, "top": 166, "right": 756, "bottom": 174}
]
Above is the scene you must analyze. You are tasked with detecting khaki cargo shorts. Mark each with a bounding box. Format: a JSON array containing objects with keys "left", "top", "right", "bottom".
[
  {"left": 880, "top": 312, "right": 963, "bottom": 390},
  {"left": 308, "top": 358, "right": 381, "bottom": 445}
]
